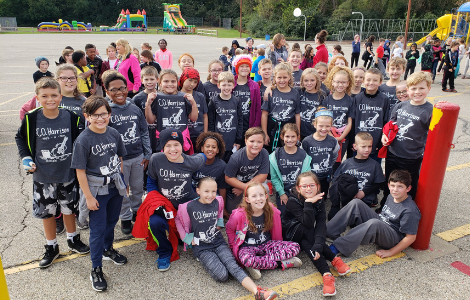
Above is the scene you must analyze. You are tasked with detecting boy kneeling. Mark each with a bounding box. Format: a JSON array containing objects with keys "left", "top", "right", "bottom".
[{"left": 326, "top": 170, "right": 421, "bottom": 258}]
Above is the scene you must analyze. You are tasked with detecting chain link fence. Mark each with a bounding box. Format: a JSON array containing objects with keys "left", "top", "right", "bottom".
[{"left": 0, "top": 17, "right": 17, "bottom": 31}]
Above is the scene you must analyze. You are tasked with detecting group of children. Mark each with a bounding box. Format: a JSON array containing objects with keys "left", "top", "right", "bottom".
[{"left": 18, "top": 36, "right": 438, "bottom": 297}]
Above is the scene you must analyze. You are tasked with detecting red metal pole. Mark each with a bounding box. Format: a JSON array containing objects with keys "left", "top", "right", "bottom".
[{"left": 412, "top": 102, "right": 460, "bottom": 250}]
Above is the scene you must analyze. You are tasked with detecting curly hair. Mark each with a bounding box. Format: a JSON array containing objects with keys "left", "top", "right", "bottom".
[
  {"left": 272, "top": 62, "right": 294, "bottom": 89},
  {"left": 324, "top": 66, "right": 355, "bottom": 95},
  {"left": 328, "top": 55, "right": 349, "bottom": 72},
  {"left": 240, "top": 182, "right": 274, "bottom": 233},
  {"left": 195, "top": 131, "right": 226, "bottom": 159}
]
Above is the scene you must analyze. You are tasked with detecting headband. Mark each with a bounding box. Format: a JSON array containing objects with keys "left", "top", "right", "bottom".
[
  {"left": 315, "top": 110, "right": 333, "bottom": 119},
  {"left": 203, "top": 136, "right": 219, "bottom": 145}
]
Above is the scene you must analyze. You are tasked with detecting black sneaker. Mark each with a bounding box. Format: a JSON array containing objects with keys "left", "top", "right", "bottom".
[
  {"left": 76, "top": 215, "right": 89, "bottom": 230},
  {"left": 132, "top": 211, "right": 137, "bottom": 222},
  {"left": 121, "top": 220, "right": 133, "bottom": 234},
  {"left": 103, "top": 247, "right": 127, "bottom": 265},
  {"left": 90, "top": 266, "right": 107, "bottom": 292},
  {"left": 39, "top": 244, "right": 60, "bottom": 268},
  {"left": 67, "top": 234, "right": 90, "bottom": 254},
  {"left": 56, "top": 216, "right": 65, "bottom": 235}
]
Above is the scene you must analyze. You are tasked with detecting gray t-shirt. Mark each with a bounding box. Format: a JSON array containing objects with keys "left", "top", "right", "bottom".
[
  {"left": 225, "top": 148, "right": 270, "bottom": 198},
  {"left": 299, "top": 89, "right": 324, "bottom": 137},
  {"left": 192, "top": 158, "right": 228, "bottom": 189},
  {"left": 389, "top": 101, "right": 433, "bottom": 159},
  {"left": 241, "top": 213, "right": 271, "bottom": 247},
  {"left": 108, "top": 102, "right": 149, "bottom": 160},
  {"left": 147, "top": 152, "right": 205, "bottom": 207},
  {"left": 301, "top": 134, "right": 339, "bottom": 180},
  {"left": 333, "top": 157, "right": 386, "bottom": 205},
  {"left": 203, "top": 81, "right": 220, "bottom": 104},
  {"left": 60, "top": 96, "right": 86, "bottom": 130},
  {"left": 276, "top": 147, "right": 307, "bottom": 193},
  {"left": 131, "top": 90, "right": 148, "bottom": 114},
  {"left": 188, "top": 91, "right": 208, "bottom": 139},
  {"left": 260, "top": 83, "right": 268, "bottom": 100},
  {"left": 261, "top": 88, "right": 300, "bottom": 122},
  {"left": 34, "top": 109, "right": 75, "bottom": 183},
  {"left": 353, "top": 91, "right": 390, "bottom": 154},
  {"left": 150, "top": 91, "right": 192, "bottom": 132},
  {"left": 232, "top": 84, "right": 251, "bottom": 131},
  {"left": 320, "top": 83, "right": 330, "bottom": 96},
  {"left": 322, "top": 94, "right": 353, "bottom": 128},
  {"left": 208, "top": 95, "right": 243, "bottom": 150},
  {"left": 71, "top": 126, "right": 127, "bottom": 177},
  {"left": 378, "top": 83, "right": 398, "bottom": 113},
  {"left": 379, "top": 195, "right": 421, "bottom": 237},
  {"left": 292, "top": 70, "right": 303, "bottom": 88},
  {"left": 188, "top": 199, "right": 225, "bottom": 256}
]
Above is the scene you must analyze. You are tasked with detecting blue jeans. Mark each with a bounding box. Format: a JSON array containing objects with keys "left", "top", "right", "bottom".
[
  {"left": 89, "top": 186, "right": 123, "bottom": 268},
  {"left": 431, "top": 60, "right": 440, "bottom": 80},
  {"left": 148, "top": 214, "right": 173, "bottom": 260}
]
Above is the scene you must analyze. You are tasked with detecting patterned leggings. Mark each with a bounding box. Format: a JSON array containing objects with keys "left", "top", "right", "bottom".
[{"left": 238, "top": 240, "right": 300, "bottom": 270}]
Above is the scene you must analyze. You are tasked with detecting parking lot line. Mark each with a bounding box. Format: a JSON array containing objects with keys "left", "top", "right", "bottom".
[{"left": 436, "top": 223, "right": 470, "bottom": 242}]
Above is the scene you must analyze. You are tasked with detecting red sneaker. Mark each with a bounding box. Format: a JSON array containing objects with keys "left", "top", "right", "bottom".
[
  {"left": 331, "top": 256, "right": 351, "bottom": 276},
  {"left": 255, "top": 286, "right": 278, "bottom": 300},
  {"left": 267, "top": 182, "right": 273, "bottom": 195},
  {"left": 322, "top": 274, "right": 336, "bottom": 296}
]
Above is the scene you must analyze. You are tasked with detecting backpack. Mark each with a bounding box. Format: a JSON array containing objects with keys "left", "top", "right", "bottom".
[{"left": 421, "top": 45, "right": 433, "bottom": 71}]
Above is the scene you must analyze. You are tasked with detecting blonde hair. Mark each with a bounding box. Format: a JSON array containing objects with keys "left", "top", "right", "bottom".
[
  {"left": 272, "top": 33, "right": 285, "bottom": 48},
  {"left": 35, "top": 77, "right": 60, "bottom": 96},
  {"left": 141, "top": 65, "right": 159, "bottom": 78},
  {"left": 56, "top": 64, "right": 81, "bottom": 99},
  {"left": 387, "top": 57, "right": 406, "bottom": 70},
  {"left": 355, "top": 132, "right": 373, "bottom": 143},
  {"left": 324, "top": 66, "right": 355, "bottom": 95},
  {"left": 328, "top": 55, "right": 349, "bottom": 71},
  {"left": 116, "top": 38, "right": 132, "bottom": 60},
  {"left": 300, "top": 68, "right": 322, "bottom": 92},
  {"left": 406, "top": 72, "right": 432, "bottom": 88},
  {"left": 241, "top": 183, "right": 274, "bottom": 233},
  {"left": 207, "top": 60, "right": 224, "bottom": 81},
  {"left": 133, "top": 48, "right": 141, "bottom": 63},
  {"left": 218, "top": 71, "right": 235, "bottom": 84},
  {"left": 272, "top": 62, "right": 294, "bottom": 89},
  {"left": 235, "top": 48, "right": 243, "bottom": 55},
  {"left": 141, "top": 42, "right": 152, "bottom": 51},
  {"left": 258, "top": 58, "right": 272, "bottom": 69},
  {"left": 313, "top": 106, "right": 333, "bottom": 126}
]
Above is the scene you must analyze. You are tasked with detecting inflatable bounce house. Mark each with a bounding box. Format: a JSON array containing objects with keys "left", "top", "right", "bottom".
[
  {"left": 163, "top": 3, "right": 195, "bottom": 33},
  {"left": 100, "top": 9, "right": 147, "bottom": 31},
  {"left": 37, "top": 19, "right": 92, "bottom": 31}
]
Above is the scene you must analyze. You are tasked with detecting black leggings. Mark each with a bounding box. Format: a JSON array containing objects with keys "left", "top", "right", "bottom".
[
  {"left": 404, "top": 65, "right": 416, "bottom": 80},
  {"left": 351, "top": 53, "right": 360, "bottom": 68},
  {"left": 292, "top": 224, "right": 335, "bottom": 275},
  {"left": 363, "top": 57, "right": 373, "bottom": 69}
]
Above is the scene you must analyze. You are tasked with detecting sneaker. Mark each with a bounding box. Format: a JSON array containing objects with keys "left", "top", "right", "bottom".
[
  {"left": 157, "top": 257, "right": 171, "bottom": 272},
  {"left": 331, "top": 257, "right": 351, "bottom": 276},
  {"left": 76, "top": 216, "right": 89, "bottom": 230},
  {"left": 121, "top": 220, "right": 133, "bottom": 234},
  {"left": 449, "top": 89, "right": 458, "bottom": 93},
  {"left": 39, "top": 244, "right": 60, "bottom": 268},
  {"left": 246, "top": 267, "right": 261, "bottom": 280},
  {"left": 280, "top": 257, "right": 302, "bottom": 270},
  {"left": 322, "top": 274, "right": 336, "bottom": 296},
  {"left": 255, "top": 286, "right": 278, "bottom": 300},
  {"left": 56, "top": 215, "right": 65, "bottom": 235},
  {"left": 67, "top": 234, "right": 90, "bottom": 254},
  {"left": 103, "top": 247, "right": 127, "bottom": 265},
  {"left": 132, "top": 211, "right": 138, "bottom": 222},
  {"left": 90, "top": 266, "right": 107, "bottom": 292},
  {"left": 267, "top": 182, "right": 273, "bottom": 195}
]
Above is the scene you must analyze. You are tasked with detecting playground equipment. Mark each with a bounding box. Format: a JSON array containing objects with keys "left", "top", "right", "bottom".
[
  {"left": 163, "top": 3, "right": 195, "bottom": 33},
  {"left": 100, "top": 9, "right": 147, "bottom": 31},
  {"left": 37, "top": 19, "right": 91, "bottom": 31}
]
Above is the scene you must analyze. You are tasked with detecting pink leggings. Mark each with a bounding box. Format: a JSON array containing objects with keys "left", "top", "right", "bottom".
[{"left": 238, "top": 240, "right": 300, "bottom": 270}]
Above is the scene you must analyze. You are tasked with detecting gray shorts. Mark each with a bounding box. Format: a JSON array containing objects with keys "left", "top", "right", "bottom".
[{"left": 32, "top": 180, "right": 78, "bottom": 219}]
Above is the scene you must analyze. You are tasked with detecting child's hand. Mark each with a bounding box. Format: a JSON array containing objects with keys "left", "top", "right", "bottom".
[
  {"left": 355, "top": 191, "right": 365, "bottom": 199},
  {"left": 381, "top": 134, "right": 390, "bottom": 146},
  {"left": 86, "top": 196, "right": 100, "bottom": 211},
  {"left": 141, "top": 158, "right": 149, "bottom": 169},
  {"left": 184, "top": 93, "right": 195, "bottom": 104},
  {"left": 280, "top": 194, "right": 289, "bottom": 205},
  {"left": 305, "top": 192, "right": 324, "bottom": 203},
  {"left": 233, "top": 187, "right": 244, "bottom": 196},
  {"left": 233, "top": 143, "right": 240, "bottom": 150},
  {"left": 146, "top": 92, "right": 157, "bottom": 106},
  {"left": 22, "top": 156, "right": 36, "bottom": 173},
  {"left": 269, "top": 44, "right": 274, "bottom": 51},
  {"left": 313, "top": 251, "right": 320, "bottom": 260},
  {"left": 264, "top": 134, "right": 270, "bottom": 146},
  {"left": 376, "top": 249, "right": 392, "bottom": 258}
]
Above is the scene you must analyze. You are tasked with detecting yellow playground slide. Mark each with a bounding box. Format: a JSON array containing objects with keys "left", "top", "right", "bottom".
[{"left": 408, "top": 14, "right": 453, "bottom": 46}]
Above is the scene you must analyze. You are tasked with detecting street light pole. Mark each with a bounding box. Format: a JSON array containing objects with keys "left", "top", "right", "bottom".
[
  {"left": 294, "top": 8, "right": 307, "bottom": 41},
  {"left": 352, "top": 11, "right": 364, "bottom": 41}
]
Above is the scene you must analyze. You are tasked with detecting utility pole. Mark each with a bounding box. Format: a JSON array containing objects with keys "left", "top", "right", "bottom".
[{"left": 239, "top": 0, "right": 242, "bottom": 38}]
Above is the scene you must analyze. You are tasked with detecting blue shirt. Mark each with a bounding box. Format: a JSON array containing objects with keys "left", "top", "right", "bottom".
[
  {"left": 252, "top": 55, "right": 266, "bottom": 82},
  {"left": 352, "top": 41, "right": 360, "bottom": 54}
]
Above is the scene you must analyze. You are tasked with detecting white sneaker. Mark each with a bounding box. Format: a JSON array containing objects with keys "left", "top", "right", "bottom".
[
  {"left": 246, "top": 267, "right": 261, "bottom": 280},
  {"left": 280, "top": 257, "right": 302, "bottom": 270}
]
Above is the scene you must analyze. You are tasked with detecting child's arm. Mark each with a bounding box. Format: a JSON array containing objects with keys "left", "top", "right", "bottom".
[
  {"left": 184, "top": 93, "right": 198, "bottom": 122},
  {"left": 295, "top": 113, "right": 301, "bottom": 134},
  {"left": 261, "top": 110, "right": 270, "bottom": 145},
  {"left": 76, "top": 169, "right": 99, "bottom": 211},
  {"left": 175, "top": 207, "right": 194, "bottom": 245},
  {"left": 376, "top": 234, "right": 416, "bottom": 258},
  {"left": 79, "top": 69, "right": 94, "bottom": 79},
  {"left": 207, "top": 100, "right": 215, "bottom": 132},
  {"left": 269, "top": 153, "right": 287, "bottom": 204},
  {"left": 225, "top": 213, "right": 238, "bottom": 249},
  {"left": 203, "top": 113, "right": 208, "bottom": 132},
  {"left": 235, "top": 99, "right": 243, "bottom": 148},
  {"left": 168, "top": 51, "right": 173, "bottom": 69},
  {"left": 139, "top": 111, "right": 152, "bottom": 168},
  {"left": 145, "top": 92, "right": 157, "bottom": 124},
  {"left": 337, "top": 117, "right": 352, "bottom": 141}
]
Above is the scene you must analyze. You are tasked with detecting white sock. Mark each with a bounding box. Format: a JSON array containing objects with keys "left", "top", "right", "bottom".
[
  {"left": 46, "top": 239, "right": 58, "bottom": 247},
  {"left": 67, "top": 231, "right": 77, "bottom": 241}
]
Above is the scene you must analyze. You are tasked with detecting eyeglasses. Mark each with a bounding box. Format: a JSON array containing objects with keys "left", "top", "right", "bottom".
[
  {"left": 108, "top": 87, "right": 127, "bottom": 94},
  {"left": 298, "top": 184, "right": 317, "bottom": 190},
  {"left": 58, "top": 76, "right": 77, "bottom": 82},
  {"left": 210, "top": 69, "right": 223, "bottom": 73},
  {"left": 333, "top": 80, "right": 348, "bottom": 86},
  {"left": 396, "top": 91, "right": 408, "bottom": 96},
  {"left": 90, "top": 113, "right": 110, "bottom": 120}
]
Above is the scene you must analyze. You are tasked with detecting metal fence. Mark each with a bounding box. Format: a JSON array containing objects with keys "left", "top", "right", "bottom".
[
  {"left": 0, "top": 17, "right": 17, "bottom": 30},
  {"left": 223, "top": 18, "right": 231, "bottom": 30}
]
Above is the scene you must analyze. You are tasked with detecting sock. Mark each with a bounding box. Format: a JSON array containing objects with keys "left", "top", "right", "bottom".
[
  {"left": 329, "top": 244, "right": 339, "bottom": 256},
  {"left": 67, "top": 231, "right": 77, "bottom": 241},
  {"left": 46, "top": 239, "right": 58, "bottom": 247},
  {"left": 277, "top": 261, "right": 283, "bottom": 269}
]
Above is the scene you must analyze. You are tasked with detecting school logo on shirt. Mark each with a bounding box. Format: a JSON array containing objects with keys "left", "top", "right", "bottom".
[
  {"left": 344, "top": 168, "right": 371, "bottom": 190},
  {"left": 358, "top": 112, "right": 382, "bottom": 131},
  {"left": 99, "top": 154, "right": 121, "bottom": 175},
  {"left": 36, "top": 127, "right": 72, "bottom": 162},
  {"left": 120, "top": 121, "right": 139, "bottom": 144},
  {"left": 311, "top": 153, "right": 331, "bottom": 173},
  {"left": 39, "top": 136, "right": 72, "bottom": 162}
]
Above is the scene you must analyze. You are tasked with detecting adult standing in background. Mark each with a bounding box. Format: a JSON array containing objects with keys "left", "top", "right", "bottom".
[
  {"left": 312, "top": 30, "right": 329, "bottom": 67},
  {"left": 267, "top": 33, "right": 288, "bottom": 67},
  {"left": 115, "top": 38, "right": 141, "bottom": 98}
]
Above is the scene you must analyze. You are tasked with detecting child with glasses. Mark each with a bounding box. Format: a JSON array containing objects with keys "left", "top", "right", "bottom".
[
  {"left": 203, "top": 60, "right": 224, "bottom": 104},
  {"left": 71, "top": 96, "right": 128, "bottom": 292}
]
